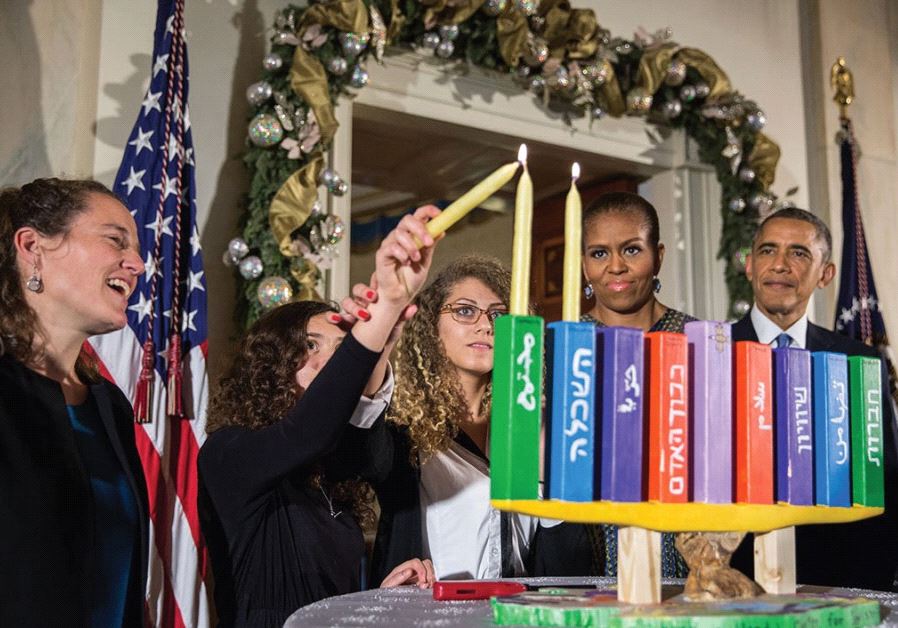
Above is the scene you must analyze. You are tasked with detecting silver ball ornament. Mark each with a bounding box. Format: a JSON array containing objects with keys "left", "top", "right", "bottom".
[
  {"left": 664, "top": 59, "right": 687, "bottom": 86},
  {"left": 246, "top": 81, "right": 273, "bottom": 106},
  {"left": 262, "top": 54, "right": 283, "bottom": 71},
  {"left": 515, "top": 0, "right": 538, "bottom": 16},
  {"left": 738, "top": 167, "right": 756, "bottom": 183},
  {"left": 257, "top": 276, "right": 293, "bottom": 309},
  {"left": 350, "top": 65, "right": 369, "bottom": 88},
  {"left": 626, "top": 87, "right": 653, "bottom": 114},
  {"left": 339, "top": 33, "right": 366, "bottom": 59},
  {"left": 438, "top": 25, "right": 460, "bottom": 41},
  {"left": 728, "top": 198, "right": 747, "bottom": 213},
  {"left": 333, "top": 181, "right": 349, "bottom": 197},
  {"left": 661, "top": 99, "right": 683, "bottom": 120},
  {"left": 733, "top": 299, "right": 751, "bottom": 317},
  {"left": 749, "top": 192, "right": 774, "bottom": 214},
  {"left": 327, "top": 57, "right": 349, "bottom": 76},
  {"left": 320, "top": 168, "right": 338, "bottom": 187},
  {"left": 227, "top": 237, "right": 250, "bottom": 261},
  {"left": 222, "top": 250, "right": 239, "bottom": 267},
  {"left": 435, "top": 39, "right": 455, "bottom": 59},
  {"left": 747, "top": 110, "right": 767, "bottom": 131},
  {"left": 679, "top": 85, "right": 697, "bottom": 103},
  {"left": 238, "top": 255, "right": 264, "bottom": 280},
  {"left": 732, "top": 247, "right": 750, "bottom": 272},
  {"left": 694, "top": 82, "right": 710, "bottom": 99},
  {"left": 248, "top": 114, "right": 284, "bottom": 147},
  {"left": 529, "top": 76, "right": 546, "bottom": 94},
  {"left": 421, "top": 32, "right": 441, "bottom": 50},
  {"left": 482, "top": 0, "right": 508, "bottom": 16}
]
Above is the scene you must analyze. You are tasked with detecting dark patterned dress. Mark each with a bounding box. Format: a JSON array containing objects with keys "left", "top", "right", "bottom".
[{"left": 581, "top": 307, "right": 698, "bottom": 578}]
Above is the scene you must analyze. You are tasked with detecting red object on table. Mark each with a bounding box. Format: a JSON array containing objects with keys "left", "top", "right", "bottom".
[{"left": 433, "top": 581, "right": 529, "bottom": 600}]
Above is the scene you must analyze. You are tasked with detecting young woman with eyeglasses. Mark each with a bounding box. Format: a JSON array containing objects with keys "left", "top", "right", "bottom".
[{"left": 339, "top": 254, "right": 574, "bottom": 583}]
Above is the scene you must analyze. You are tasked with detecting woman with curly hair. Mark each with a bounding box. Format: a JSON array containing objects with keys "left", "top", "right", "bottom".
[
  {"left": 0, "top": 178, "right": 148, "bottom": 627},
  {"left": 198, "top": 207, "right": 439, "bottom": 628},
  {"left": 343, "top": 254, "right": 570, "bottom": 583}
]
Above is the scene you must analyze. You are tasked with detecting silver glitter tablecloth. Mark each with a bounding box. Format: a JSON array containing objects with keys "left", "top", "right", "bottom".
[{"left": 284, "top": 577, "right": 898, "bottom": 627}]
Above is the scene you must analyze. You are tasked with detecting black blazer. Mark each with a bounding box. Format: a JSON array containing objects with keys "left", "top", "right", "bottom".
[
  {"left": 730, "top": 312, "right": 898, "bottom": 591},
  {"left": 0, "top": 355, "right": 149, "bottom": 627}
]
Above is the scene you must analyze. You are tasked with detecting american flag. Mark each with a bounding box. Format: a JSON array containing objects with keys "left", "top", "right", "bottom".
[
  {"left": 87, "top": 0, "right": 211, "bottom": 626},
  {"left": 833, "top": 117, "right": 898, "bottom": 408}
]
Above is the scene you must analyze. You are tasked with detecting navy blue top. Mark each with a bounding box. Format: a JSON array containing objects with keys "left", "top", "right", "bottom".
[{"left": 67, "top": 395, "right": 139, "bottom": 628}]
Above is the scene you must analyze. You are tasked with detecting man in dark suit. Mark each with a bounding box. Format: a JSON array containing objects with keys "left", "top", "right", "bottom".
[{"left": 729, "top": 207, "right": 898, "bottom": 591}]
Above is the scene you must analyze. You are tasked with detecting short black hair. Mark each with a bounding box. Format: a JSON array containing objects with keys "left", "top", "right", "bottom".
[
  {"left": 582, "top": 191, "right": 660, "bottom": 250},
  {"left": 753, "top": 207, "right": 832, "bottom": 263}
]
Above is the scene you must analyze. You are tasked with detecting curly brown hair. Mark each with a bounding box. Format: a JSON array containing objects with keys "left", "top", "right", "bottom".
[
  {"left": 207, "top": 300, "right": 375, "bottom": 526},
  {"left": 387, "top": 254, "right": 511, "bottom": 464},
  {"left": 0, "top": 178, "right": 119, "bottom": 380}
]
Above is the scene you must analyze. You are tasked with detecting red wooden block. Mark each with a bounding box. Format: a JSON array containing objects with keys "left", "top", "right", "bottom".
[
  {"left": 734, "top": 341, "right": 774, "bottom": 504},
  {"left": 646, "top": 332, "right": 689, "bottom": 502}
]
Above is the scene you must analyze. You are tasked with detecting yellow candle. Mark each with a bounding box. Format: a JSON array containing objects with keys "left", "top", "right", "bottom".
[
  {"left": 562, "top": 163, "right": 582, "bottom": 321},
  {"left": 425, "top": 160, "right": 520, "bottom": 238},
  {"left": 510, "top": 144, "right": 532, "bottom": 316}
]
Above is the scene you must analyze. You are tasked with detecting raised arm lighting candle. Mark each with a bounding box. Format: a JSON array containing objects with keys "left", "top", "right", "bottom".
[
  {"left": 509, "top": 144, "right": 532, "bottom": 316},
  {"left": 562, "top": 163, "right": 582, "bottom": 322},
  {"left": 424, "top": 154, "right": 521, "bottom": 239}
]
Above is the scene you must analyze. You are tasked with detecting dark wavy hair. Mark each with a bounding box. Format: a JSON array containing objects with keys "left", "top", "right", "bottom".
[
  {"left": 0, "top": 178, "right": 119, "bottom": 378},
  {"left": 387, "top": 254, "right": 511, "bottom": 464},
  {"left": 207, "top": 300, "right": 374, "bottom": 526}
]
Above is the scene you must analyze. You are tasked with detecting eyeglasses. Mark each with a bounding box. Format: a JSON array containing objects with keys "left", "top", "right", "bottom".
[{"left": 440, "top": 302, "right": 507, "bottom": 326}]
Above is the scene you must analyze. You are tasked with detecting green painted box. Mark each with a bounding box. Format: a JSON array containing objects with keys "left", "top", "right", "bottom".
[{"left": 848, "top": 355, "right": 884, "bottom": 507}]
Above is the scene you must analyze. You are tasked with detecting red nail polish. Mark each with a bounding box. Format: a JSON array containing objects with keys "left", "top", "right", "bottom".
[
  {"left": 357, "top": 309, "right": 371, "bottom": 321},
  {"left": 365, "top": 289, "right": 376, "bottom": 300},
  {"left": 328, "top": 314, "right": 341, "bottom": 323}
]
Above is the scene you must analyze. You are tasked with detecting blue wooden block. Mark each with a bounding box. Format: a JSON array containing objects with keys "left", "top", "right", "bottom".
[
  {"left": 596, "top": 326, "right": 644, "bottom": 502},
  {"left": 546, "top": 321, "right": 597, "bottom": 501},
  {"left": 812, "top": 351, "right": 851, "bottom": 506},
  {"left": 774, "top": 347, "right": 814, "bottom": 505}
]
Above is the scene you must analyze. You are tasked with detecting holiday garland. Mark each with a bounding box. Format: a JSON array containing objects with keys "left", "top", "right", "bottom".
[{"left": 231, "top": 0, "right": 787, "bottom": 328}]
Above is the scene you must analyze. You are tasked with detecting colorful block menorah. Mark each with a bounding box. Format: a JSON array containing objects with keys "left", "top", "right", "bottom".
[
  {"left": 491, "top": 320, "right": 886, "bottom": 507},
  {"left": 490, "top": 318, "right": 886, "bottom": 603}
]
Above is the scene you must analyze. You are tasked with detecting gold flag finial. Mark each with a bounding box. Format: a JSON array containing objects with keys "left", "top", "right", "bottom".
[{"left": 830, "top": 57, "right": 854, "bottom": 119}]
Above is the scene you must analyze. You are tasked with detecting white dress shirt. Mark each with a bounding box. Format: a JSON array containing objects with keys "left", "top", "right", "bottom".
[
  {"left": 348, "top": 364, "right": 394, "bottom": 428},
  {"left": 750, "top": 306, "right": 809, "bottom": 349},
  {"left": 419, "top": 442, "right": 558, "bottom": 580}
]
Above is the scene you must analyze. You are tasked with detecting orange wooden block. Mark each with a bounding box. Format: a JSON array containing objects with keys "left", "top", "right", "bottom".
[
  {"left": 645, "top": 332, "right": 689, "bottom": 502},
  {"left": 734, "top": 341, "right": 774, "bottom": 504}
]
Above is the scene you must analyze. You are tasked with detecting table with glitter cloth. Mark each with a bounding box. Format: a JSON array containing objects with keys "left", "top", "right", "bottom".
[{"left": 284, "top": 577, "right": 898, "bottom": 628}]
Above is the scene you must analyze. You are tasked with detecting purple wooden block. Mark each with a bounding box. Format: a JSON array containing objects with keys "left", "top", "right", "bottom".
[
  {"left": 596, "top": 326, "right": 644, "bottom": 502},
  {"left": 774, "top": 347, "right": 814, "bottom": 504},
  {"left": 685, "top": 321, "right": 733, "bottom": 503}
]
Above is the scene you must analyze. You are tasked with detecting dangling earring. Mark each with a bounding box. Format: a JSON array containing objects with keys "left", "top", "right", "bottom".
[
  {"left": 26, "top": 265, "right": 42, "bottom": 293},
  {"left": 652, "top": 277, "right": 661, "bottom": 294},
  {"left": 583, "top": 283, "right": 594, "bottom": 298}
]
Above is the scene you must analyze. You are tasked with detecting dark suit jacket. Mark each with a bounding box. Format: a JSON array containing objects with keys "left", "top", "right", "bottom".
[
  {"left": 730, "top": 312, "right": 898, "bottom": 591},
  {"left": 0, "top": 354, "right": 149, "bottom": 627}
]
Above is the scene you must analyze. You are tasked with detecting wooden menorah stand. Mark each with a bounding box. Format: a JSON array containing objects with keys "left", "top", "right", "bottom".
[{"left": 617, "top": 526, "right": 796, "bottom": 604}]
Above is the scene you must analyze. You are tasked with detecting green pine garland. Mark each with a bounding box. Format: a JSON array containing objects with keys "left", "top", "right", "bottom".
[{"left": 235, "top": 0, "right": 784, "bottom": 328}]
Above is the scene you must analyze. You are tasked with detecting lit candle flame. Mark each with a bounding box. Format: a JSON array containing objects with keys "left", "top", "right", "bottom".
[
  {"left": 571, "top": 162, "right": 580, "bottom": 181},
  {"left": 518, "top": 143, "right": 528, "bottom": 165}
]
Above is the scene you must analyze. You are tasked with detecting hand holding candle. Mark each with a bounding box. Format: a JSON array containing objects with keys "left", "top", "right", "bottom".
[
  {"left": 510, "top": 144, "right": 532, "bottom": 316},
  {"left": 562, "top": 163, "right": 582, "bottom": 322},
  {"left": 424, "top": 157, "right": 520, "bottom": 239}
]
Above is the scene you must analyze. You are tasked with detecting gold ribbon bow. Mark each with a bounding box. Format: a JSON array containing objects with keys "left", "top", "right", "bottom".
[
  {"left": 634, "top": 42, "right": 680, "bottom": 96},
  {"left": 542, "top": 1, "right": 600, "bottom": 60},
  {"left": 674, "top": 47, "right": 732, "bottom": 101},
  {"left": 747, "top": 131, "right": 780, "bottom": 190},
  {"left": 269, "top": 154, "right": 324, "bottom": 257}
]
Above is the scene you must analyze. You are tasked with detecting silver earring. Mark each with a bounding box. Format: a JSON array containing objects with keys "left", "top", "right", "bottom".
[
  {"left": 26, "top": 267, "right": 42, "bottom": 293},
  {"left": 583, "top": 283, "right": 594, "bottom": 298},
  {"left": 652, "top": 277, "right": 661, "bottom": 294}
]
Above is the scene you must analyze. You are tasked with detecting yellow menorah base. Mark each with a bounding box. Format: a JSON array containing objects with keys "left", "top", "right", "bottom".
[{"left": 490, "top": 499, "right": 883, "bottom": 533}]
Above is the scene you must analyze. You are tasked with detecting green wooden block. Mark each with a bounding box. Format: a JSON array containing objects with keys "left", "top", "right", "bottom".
[
  {"left": 490, "top": 314, "right": 543, "bottom": 500},
  {"left": 849, "top": 355, "right": 885, "bottom": 507}
]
